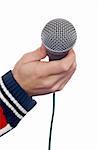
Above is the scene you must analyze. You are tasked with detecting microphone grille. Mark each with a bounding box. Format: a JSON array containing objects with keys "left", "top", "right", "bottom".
[{"left": 41, "top": 18, "right": 77, "bottom": 53}]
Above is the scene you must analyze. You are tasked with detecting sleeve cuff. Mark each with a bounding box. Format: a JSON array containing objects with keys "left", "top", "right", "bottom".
[{"left": 1, "top": 70, "right": 37, "bottom": 112}]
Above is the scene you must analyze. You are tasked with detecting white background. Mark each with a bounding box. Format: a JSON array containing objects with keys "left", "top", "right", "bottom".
[{"left": 0, "top": 0, "right": 98, "bottom": 150}]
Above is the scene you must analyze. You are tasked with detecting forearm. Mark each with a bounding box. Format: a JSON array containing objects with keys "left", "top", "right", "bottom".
[{"left": 0, "top": 70, "right": 37, "bottom": 137}]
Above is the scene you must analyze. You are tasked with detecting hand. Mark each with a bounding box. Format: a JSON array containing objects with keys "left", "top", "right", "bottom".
[{"left": 12, "top": 45, "right": 76, "bottom": 96}]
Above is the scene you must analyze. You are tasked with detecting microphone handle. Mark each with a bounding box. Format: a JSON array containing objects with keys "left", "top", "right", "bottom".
[{"left": 47, "top": 50, "right": 68, "bottom": 61}]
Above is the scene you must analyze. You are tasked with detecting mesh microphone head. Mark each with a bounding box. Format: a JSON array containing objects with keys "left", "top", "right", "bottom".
[{"left": 41, "top": 18, "right": 77, "bottom": 60}]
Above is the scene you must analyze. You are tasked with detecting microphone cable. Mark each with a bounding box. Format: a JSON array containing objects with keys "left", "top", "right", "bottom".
[{"left": 48, "top": 92, "right": 55, "bottom": 150}]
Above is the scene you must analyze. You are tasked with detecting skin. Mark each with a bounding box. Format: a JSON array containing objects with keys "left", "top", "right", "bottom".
[{"left": 12, "top": 44, "right": 77, "bottom": 96}]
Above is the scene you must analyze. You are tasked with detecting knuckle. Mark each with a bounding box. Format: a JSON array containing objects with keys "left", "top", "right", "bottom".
[
  {"left": 58, "top": 84, "right": 65, "bottom": 91},
  {"left": 22, "top": 52, "right": 30, "bottom": 59},
  {"left": 73, "top": 62, "right": 77, "bottom": 70},
  {"left": 22, "top": 54, "right": 28, "bottom": 60},
  {"left": 72, "top": 50, "right": 76, "bottom": 58},
  {"left": 51, "top": 85, "right": 62, "bottom": 92},
  {"left": 50, "top": 86, "right": 57, "bottom": 92},
  {"left": 58, "top": 87, "right": 63, "bottom": 91},
  {"left": 71, "top": 51, "right": 76, "bottom": 62},
  {"left": 62, "top": 63, "right": 69, "bottom": 72},
  {"left": 23, "top": 53, "right": 27, "bottom": 58}
]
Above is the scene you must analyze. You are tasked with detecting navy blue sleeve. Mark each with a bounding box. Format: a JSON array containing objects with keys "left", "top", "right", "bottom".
[{"left": 0, "top": 70, "right": 37, "bottom": 137}]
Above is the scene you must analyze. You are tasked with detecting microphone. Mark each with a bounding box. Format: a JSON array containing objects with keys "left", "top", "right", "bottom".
[
  {"left": 41, "top": 18, "right": 77, "bottom": 61},
  {"left": 41, "top": 18, "right": 77, "bottom": 150}
]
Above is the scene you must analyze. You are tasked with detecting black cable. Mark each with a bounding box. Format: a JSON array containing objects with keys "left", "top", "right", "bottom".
[{"left": 48, "top": 92, "right": 56, "bottom": 150}]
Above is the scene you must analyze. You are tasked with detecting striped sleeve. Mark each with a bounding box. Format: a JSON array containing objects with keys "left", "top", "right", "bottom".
[{"left": 0, "top": 70, "right": 37, "bottom": 137}]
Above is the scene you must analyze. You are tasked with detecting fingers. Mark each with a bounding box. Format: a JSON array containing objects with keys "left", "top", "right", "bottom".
[
  {"left": 50, "top": 62, "right": 76, "bottom": 92},
  {"left": 41, "top": 71, "right": 68, "bottom": 90},
  {"left": 40, "top": 61, "right": 76, "bottom": 91},
  {"left": 43, "top": 49, "right": 76, "bottom": 75},
  {"left": 28, "top": 61, "right": 76, "bottom": 96},
  {"left": 57, "top": 64, "right": 76, "bottom": 90}
]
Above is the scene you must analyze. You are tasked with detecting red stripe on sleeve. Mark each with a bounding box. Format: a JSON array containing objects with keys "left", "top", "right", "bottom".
[{"left": 0, "top": 106, "right": 7, "bottom": 129}]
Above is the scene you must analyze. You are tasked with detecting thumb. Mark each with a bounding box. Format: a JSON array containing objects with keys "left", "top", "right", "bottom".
[
  {"left": 32, "top": 44, "right": 47, "bottom": 61},
  {"left": 22, "top": 45, "right": 47, "bottom": 63}
]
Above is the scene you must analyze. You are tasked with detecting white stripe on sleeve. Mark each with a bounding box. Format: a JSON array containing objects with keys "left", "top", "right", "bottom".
[
  {"left": 0, "top": 78, "right": 27, "bottom": 115},
  {"left": 0, "top": 91, "right": 23, "bottom": 119}
]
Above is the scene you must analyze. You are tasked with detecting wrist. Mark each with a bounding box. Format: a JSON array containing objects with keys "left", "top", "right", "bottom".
[{"left": 12, "top": 68, "right": 29, "bottom": 95}]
